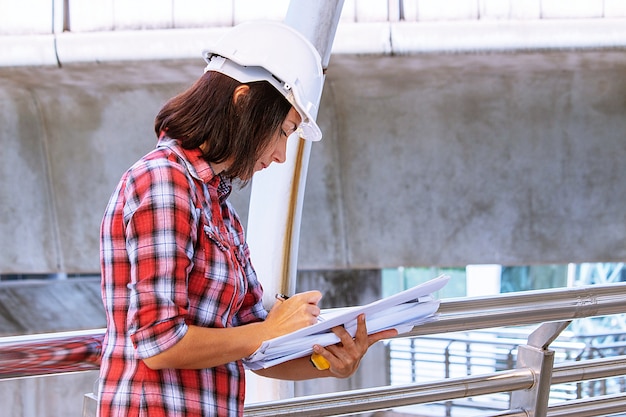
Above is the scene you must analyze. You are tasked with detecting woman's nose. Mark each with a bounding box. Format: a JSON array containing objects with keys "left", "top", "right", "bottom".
[{"left": 272, "top": 139, "right": 288, "bottom": 164}]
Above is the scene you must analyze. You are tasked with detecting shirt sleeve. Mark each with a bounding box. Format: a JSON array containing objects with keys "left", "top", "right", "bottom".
[
  {"left": 122, "top": 157, "right": 198, "bottom": 359},
  {"left": 219, "top": 199, "right": 268, "bottom": 326},
  {"left": 233, "top": 240, "right": 268, "bottom": 326}
]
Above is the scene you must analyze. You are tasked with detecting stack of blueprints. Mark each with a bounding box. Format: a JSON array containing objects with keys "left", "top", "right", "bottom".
[{"left": 244, "top": 274, "right": 450, "bottom": 370}]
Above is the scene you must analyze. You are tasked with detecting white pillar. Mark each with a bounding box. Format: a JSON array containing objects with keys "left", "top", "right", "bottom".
[
  {"left": 465, "top": 264, "right": 502, "bottom": 297},
  {"left": 245, "top": 0, "right": 345, "bottom": 404}
]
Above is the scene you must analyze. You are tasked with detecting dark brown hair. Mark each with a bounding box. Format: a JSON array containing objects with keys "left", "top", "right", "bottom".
[{"left": 154, "top": 71, "right": 292, "bottom": 181}]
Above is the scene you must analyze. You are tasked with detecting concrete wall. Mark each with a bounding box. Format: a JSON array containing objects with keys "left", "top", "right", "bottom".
[
  {"left": 0, "top": 61, "right": 195, "bottom": 273},
  {"left": 0, "top": 278, "right": 104, "bottom": 336},
  {"left": 304, "top": 51, "right": 626, "bottom": 268},
  {"left": 0, "top": 370, "right": 98, "bottom": 417},
  {"left": 1, "top": 50, "right": 625, "bottom": 274}
]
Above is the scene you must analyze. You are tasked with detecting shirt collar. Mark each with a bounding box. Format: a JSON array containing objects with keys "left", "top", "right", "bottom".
[{"left": 157, "top": 136, "right": 232, "bottom": 201}]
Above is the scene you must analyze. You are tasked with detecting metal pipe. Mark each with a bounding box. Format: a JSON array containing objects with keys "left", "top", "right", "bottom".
[
  {"left": 3, "top": 283, "right": 626, "bottom": 380},
  {"left": 482, "top": 410, "right": 528, "bottom": 417},
  {"left": 551, "top": 355, "right": 626, "bottom": 385},
  {"left": 244, "top": 368, "right": 535, "bottom": 417},
  {"left": 484, "top": 392, "right": 626, "bottom": 417},
  {"left": 546, "top": 393, "right": 626, "bottom": 417},
  {"left": 403, "top": 282, "right": 626, "bottom": 337},
  {"left": 0, "top": 329, "right": 103, "bottom": 379},
  {"left": 243, "top": 356, "right": 626, "bottom": 416}
]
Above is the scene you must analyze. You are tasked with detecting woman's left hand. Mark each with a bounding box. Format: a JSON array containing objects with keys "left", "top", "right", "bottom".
[{"left": 313, "top": 313, "right": 398, "bottom": 378}]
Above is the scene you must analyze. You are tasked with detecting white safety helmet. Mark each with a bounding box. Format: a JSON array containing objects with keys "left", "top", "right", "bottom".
[{"left": 203, "top": 21, "right": 324, "bottom": 142}]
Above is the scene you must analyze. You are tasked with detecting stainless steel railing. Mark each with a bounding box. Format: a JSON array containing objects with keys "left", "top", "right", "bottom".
[
  {"left": 4, "top": 282, "right": 624, "bottom": 380},
  {"left": 388, "top": 329, "right": 626, "bottom": 406},
  {"left": 245, "top": 368, "right": 536, "bottom": 416},
  {"left": 243, "top": 283, "right": 626, "bottom": 416},
  {"left": 0, "top": 328, "right": 103, "bottom": 379},
  {"left": 244, "top": 355, "right": 626, "bottom": 416},
  {"left": 406, "top": 282, "right": 626, "bottom": 337},
  {"left": 2, "top": 282, "right": 626, "bottom": 416}
]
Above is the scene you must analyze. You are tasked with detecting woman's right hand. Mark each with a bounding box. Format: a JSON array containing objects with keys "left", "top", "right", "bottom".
[{"left": 262, "top": 290, "right": 322, "bottom": 339}]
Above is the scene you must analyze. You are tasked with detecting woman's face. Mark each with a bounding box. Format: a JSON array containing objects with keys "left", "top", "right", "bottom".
[{"left": 253, "top": 107, "right": 302, "bottom": 173}]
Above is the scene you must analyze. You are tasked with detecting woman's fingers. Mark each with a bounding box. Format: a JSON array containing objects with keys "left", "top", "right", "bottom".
[
  {"left": 313, "top": 314, "right": 398, "bottom": 378},
  {"left": 265, "top": 290, "right": 323, "bottom": 336}
]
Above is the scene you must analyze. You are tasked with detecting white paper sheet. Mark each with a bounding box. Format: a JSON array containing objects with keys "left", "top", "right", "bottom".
[{"left": 244, "top": 274, "right": 449, "bottom": 370}]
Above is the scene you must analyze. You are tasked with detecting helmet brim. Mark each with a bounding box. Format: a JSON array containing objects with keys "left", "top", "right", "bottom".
[{"left": 204, "top": 54, "right": 322, "bottom": 142}]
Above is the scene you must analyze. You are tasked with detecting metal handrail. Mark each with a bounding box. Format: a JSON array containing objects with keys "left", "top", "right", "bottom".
[
  {"left": 484, "top": 393, "right": 626, "bottom": 417},
  {"left": 243, "top": 356, "right": 626, "bottom": 416},
  {"left": 0, "top": 328, "right": 104, "bottom": 379},
  {"left": 2, "top": 282, "right": 626, "bottom": 380},
  {"left": 551, "top": 355, "right": 626, "bottom": 385},
  {"left": 404, "top": 282, "right": 626, "bottom": 337},
  {"left": 546, "top": 392, "right": 626, "bottom": 417},
  {"left": 244, "top": 368, "right": 535, "bottom": 416}
]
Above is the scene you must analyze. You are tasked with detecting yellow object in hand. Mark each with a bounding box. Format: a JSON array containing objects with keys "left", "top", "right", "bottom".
[{"left": 310, "top": 352, "right": 330, "bottom": 370}]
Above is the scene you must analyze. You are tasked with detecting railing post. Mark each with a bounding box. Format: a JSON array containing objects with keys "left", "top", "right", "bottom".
[
  {"left": 444, "top": 341, "right": 453, "bottom": 416},
  {"left": 82, "top": 392, "right": 98, "bottom": 417},
  {"left": 511, "top": 321, "right": 572, "bottom": 417}
]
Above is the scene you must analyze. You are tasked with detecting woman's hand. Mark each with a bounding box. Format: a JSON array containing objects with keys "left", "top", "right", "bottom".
[
  {"left": 253, "top": 312, "right": 398, "bottom": 380},
  {"left": 312, "top": 314, "right": 398, "bottom": 378},
  {"left": 262, "top": 290, "right": 323, "bottom": 340}
]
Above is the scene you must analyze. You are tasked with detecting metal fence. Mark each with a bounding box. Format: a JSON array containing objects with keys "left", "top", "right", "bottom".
[{"left": 388, "top": 329, "right": 626, "bottom": 415}]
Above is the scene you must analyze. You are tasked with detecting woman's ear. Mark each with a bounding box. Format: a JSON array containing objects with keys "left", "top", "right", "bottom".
[{"left": 233, "top": 84, "right": 250, "bottom": 104}]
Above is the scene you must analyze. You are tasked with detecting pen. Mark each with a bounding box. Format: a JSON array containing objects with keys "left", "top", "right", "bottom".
[{"left": 275, "top": 293, "right": 289, "bottom": 301}]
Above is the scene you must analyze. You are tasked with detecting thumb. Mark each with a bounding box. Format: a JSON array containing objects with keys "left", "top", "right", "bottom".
[{"left": 368, "top": 328, "right": 398, "bottom": 346}]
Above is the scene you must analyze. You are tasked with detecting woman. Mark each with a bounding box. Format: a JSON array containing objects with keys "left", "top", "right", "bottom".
[{"left": 98, "top": 21, "right": 396, "bottom": 416}]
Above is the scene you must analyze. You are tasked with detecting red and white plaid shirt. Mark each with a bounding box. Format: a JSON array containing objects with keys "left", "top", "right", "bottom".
[{"left": 98, "top": 137, "right": 267, "bottom": 417}]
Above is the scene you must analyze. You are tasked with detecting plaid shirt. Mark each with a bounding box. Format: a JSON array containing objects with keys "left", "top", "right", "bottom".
[{"left": 98, "top": 137, "right": 267, "bottom": 417}]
